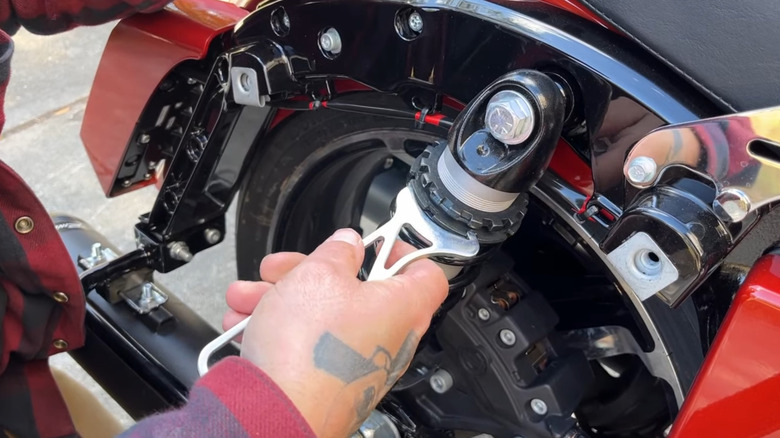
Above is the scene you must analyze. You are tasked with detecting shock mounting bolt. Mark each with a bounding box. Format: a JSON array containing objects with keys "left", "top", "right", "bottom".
[
  {"left": 485, "top": 90, "right": 535, "bottom": 145},
  {"left": 626, "top": 156, "right": 658, "bottom": 185},
  {"left": 319, "top": 28, "right": 342, "bottom": 55},
  {"left": 408, "top": 12, "right": 424, "bottom": 33},
  {"left": 499, "top": 329, "right": 516, "bottom": 346},
  {"left": 530, "top": 398, "right": 548, "bottom": 416},
  {"left": 429, "top": 369, "right": 454, "bottom": 394},
  {"left": 477, "top": 308, "right": 490, "bottom": 321},
  {"left": 204, "top": 228, "right": 222, "bottom": 245}
]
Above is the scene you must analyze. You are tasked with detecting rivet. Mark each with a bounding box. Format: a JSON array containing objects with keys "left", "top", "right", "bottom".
[
  {"left": 53, "top": 339, "right": 69, "bottom": 350},
  {"left": 53, "top": 292, "right": 69, "bottom": 303},
  {"left": 14, "top": 216, "right": 34, "bottom": 234}
]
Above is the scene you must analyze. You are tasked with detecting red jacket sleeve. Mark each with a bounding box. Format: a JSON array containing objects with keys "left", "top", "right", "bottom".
[
  {"left": 119, "top": 357, "right": 317, "bottom": 438},
  {"left": 0, "top": 0, "right": 171, "bottom": 35}
]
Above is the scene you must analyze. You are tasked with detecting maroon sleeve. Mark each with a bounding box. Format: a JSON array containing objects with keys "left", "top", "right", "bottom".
[
  {"left": 119, "top": 357, "right": 317, "bottom": 438},
  {"left": 0, "top": 0, "right": 172, "bottom": 35}
]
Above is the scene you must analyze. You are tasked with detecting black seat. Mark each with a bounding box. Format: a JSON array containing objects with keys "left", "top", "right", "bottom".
[{"left": 580, "top": 0, "right": 780, "bottom": 111}]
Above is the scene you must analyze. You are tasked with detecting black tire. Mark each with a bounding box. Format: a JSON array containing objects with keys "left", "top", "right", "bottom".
[{"left": 235, "top": 106, "right": 702, "bottom": 434}]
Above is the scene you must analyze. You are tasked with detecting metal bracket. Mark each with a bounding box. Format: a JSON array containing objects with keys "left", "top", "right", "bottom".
[
  {"left": 606, "top": 232, "right": 679, "bottom": 301},
  {"left": 625, "top": 105, "right": 780, "bottom": 222},
  {"left": 196, "top": 185, "right": 479, "bottom": 375},
  {"left": 78, "top": 242, "right": 118, "bottom": 270},
  {"left": 120, "top": 282, "right": 169, "bottom": 314}
]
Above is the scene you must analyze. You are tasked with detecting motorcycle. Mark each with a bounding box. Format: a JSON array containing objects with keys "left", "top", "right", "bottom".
[{"left": 59, "top": 0, "right": 780, "bottom": 436}]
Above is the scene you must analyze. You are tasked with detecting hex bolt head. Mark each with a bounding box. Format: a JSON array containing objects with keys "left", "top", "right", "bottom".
[
  {"left": 530, "top": 398, "right": 548, "bottom": 416},
  {"left": 204, "top": 228, "right": 222, "bottom": 245},
  {"left": 319, "top": 28, "right": 342, "bottom": 55},
  {"left": 408, "top": 12, "right": 423, "bottom": 33},
  {"left": 139, "top": 133, "right": 151, "bottom": 144},
  {"left": 499, "top": 329, "right": 516, "bottom": 346},
  {"left": 625, "top": 156, "right": 658, "bottom": 186},
  {"left": 477, "top": 308, "right": 490, "bottom": 321},
  {"left": 713, "top": 189, "right": 751, "bottom": 222},
  {"left": 484, "top": 90, "right": 535, "bottom": 145},
  {"left": 429, "top": 369, "right": 454, "bottom": 394}
]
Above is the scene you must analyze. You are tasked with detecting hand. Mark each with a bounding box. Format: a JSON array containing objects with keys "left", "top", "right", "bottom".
[{"left": 223, "top": 229, "right": 449, "bottom": 438}]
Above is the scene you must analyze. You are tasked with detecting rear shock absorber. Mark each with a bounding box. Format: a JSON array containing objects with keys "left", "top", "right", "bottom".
[{"left": 198, "top": 70, "right": 567, "bottom": 374}]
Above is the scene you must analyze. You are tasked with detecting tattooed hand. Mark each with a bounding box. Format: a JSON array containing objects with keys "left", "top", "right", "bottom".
[{"left": 222, "top": 228, "right": 449, "bottom": 438}]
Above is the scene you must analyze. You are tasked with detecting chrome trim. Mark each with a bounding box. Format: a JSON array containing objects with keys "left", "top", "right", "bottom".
[{"left": 626, "top": 106, "right": 780, "bottom": 223}]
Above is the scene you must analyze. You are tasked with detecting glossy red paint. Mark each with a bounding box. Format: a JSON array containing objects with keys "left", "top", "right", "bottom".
[
  {"left": 80, "top": 0, "right": 246, "bottom": 196},
  {"left": 548, "top": 140, "right": 594, "bottom": 195},
  {"left": 671, "top": 253, "right": 780, "bottom": 438}
]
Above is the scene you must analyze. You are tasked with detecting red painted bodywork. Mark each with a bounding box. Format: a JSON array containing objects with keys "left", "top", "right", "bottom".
[
  {"left": 671, "top": 253, "right": 780, "bottom": 438},
  {"left": 80, "top": 0, "right": 247, "bottom": 195}
]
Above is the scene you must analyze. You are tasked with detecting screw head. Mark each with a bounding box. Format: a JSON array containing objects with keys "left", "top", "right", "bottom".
[
  {"left": 530, "top": 398, "right": 548, "bottom": 416},
  {"left": 122, "top": 179, "right": 132, "bottom": 188},
  {"left": 713, "top": 189, "right": 751, "bottom": 222},
  {"left": 429, "top": 369, "right": 454, "bottom": 394},
  {"left": 499, "top": 329, "right": 516, "bottom": 346},
  {"left": 625, "top": 156, "right": 658, "bottom": 185},
  {"left": 319, "top": 28, "right": 342, "bottom": 55},
  {"left": 408, "top": 12, "right": 423, "bottom": 32},
  {"left": 478, "top": 308, "right": 490, "bottom": 321},
  {"left": 139, "top": 133, "right": 151, "bottom": 144},
  {"left": 204, "top": 228, "right": 222, "bottom": 245},
  {"left": 485, "top": 90, "right": 535, "bottom": 145}
]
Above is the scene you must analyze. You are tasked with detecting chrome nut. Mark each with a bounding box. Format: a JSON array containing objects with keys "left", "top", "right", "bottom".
[{"left": 484, "top": 90, "right": 536, "bottom": 145}]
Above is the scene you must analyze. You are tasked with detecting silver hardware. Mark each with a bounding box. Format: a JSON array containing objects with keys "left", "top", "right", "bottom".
[
  {"left": 484, "top": 90, "right": 535, "bottom": 145},
  {"left": 606, "top": 232, "right": 678, "bottom": 301},
  {"left": 625, "top": 105, "right": 780, "bottom": 223},
  {"left": 168, "top": 241, "right": 193, "bottom": 262},
  {"left": 121, "top": 282, "right": 168, "bottom": 314},
  {"left": 429, "top": 369, "right": 454, "bottom": 394},
  {"left": 198, "top": 185, "right": 479, "bottom": 376},
  {"left": 121, "top": 179, "right": 132, "bottom": 188},
  {"left": 139, "top": 133, "right": 151, "bottom": 144},
  {"left": 319, "top": 28, "right": 343, "bottom": 55},
  {"left": 438, "top": 148, "right": 520, "bottom": 213},
  {"left": 499, "top": 329, "right": 516, "bottom": 346},
  {"left": 352, "top": 410, "right": 401, "bottom": 438},
  {"left": 625, "top": 156, "right": 657, "bottom": 185},
  {"left": 408, "top": 12, "right": 423, "bottom": 32},
  {"left": 282, "top": 14, "right": 290, "bottom": 30},
  {"left": 713, "top": 189, "right": 751, "bottom": 222},
  {"left": 143, "top": 173, "right": 152, "bottom": 180},
  {"left": 148, "top": 161, "right": 157, "bottom": 170},
  {"left": 78, "top": 242, "right": 119, "bottom": 270},
  {"left": 230, "top": 67, "right": 268, "bottom": 107},
  {"left": 477, "top": 308, "right": 490, "bottom": 321},
  {"left": 530, "top": 398, "right": 548, "bottom": 416},
  {"left": 204, "top": 228, "right": 222, "bottom": 245}
]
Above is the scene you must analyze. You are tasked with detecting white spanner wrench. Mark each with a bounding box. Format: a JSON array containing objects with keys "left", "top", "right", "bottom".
[{"left": 197, "top": 186, "right": 479, "bottom": 375}]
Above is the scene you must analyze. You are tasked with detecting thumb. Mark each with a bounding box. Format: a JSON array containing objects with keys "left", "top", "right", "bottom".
[
  {"left": 295, "top": 228, "right": 365, "bottom": 279},
  {"left": 381, "top": 258, "right": 449, "bottom": 318}
]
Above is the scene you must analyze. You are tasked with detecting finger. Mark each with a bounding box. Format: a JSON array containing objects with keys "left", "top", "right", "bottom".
[
  {"left": 294, "top": 228, "right": 365, "bottom": 279},
  {"left": 260, "top": 252, "right": 307, "bottom": 283},
  {"left": 226, "top": 280, "right": 273, "bottom": 314},
  {"left": 222, "top": 309, "right": 249, "bottom": 332},
  {"left": 387, "top": 258, "right": 449, "bottom": 316}
]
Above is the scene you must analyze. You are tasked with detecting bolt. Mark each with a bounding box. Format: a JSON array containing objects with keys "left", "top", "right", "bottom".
[
  {"left": 478, "top": 308, "right": 490, "bottom": 321},
  {"left": 204, "top": 228, "right": 222, "bottom": 245},
  {"left": 168, "top": 241, "right": 193, "bottom": 262},
  {"left": 140, "top": 283, "right": 154, "bottom": 307},
  {"left": 429, "top": 369, "right": 454, "bottom": 394},
  {"left": 187, "top": 78, "right": 198, "bottom": 85},
  {"left": 139, "top": 133, "right": 151, "bottom": 144},
  {"left": 408, "top": 11, "right": 423, "bottom": 33},
  {"left": 530, "top": 398, "right": 548, "bottom": 416},
  {"left": 282, "top": 13, "right": 291, "bottom": 30},
  {"left": 383, "top": 157, "right": 394, "bottom": 169},
  {"left": 713, "top": 189, "right": 751, "bottom": 222},
  {"left": 625, "top": 156, "right": 658, "bottom": 185},
  {"left": 238, "top": 72, "right": 252, "bottom": 93},
  {"left": 143, "top": 173, "right": 152, "bottom": 180},
  {"left": 319, "top": 28, "right": 342, "bottom": 55},
  {"left": 499, "top": 329, "right": 516, "bottom": 346},
  {"left": 121, "top": 179, "right": 132, "bottom": 188},
  {"left": 484, "top": 90, "right": 535, "bottom": 145}
]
